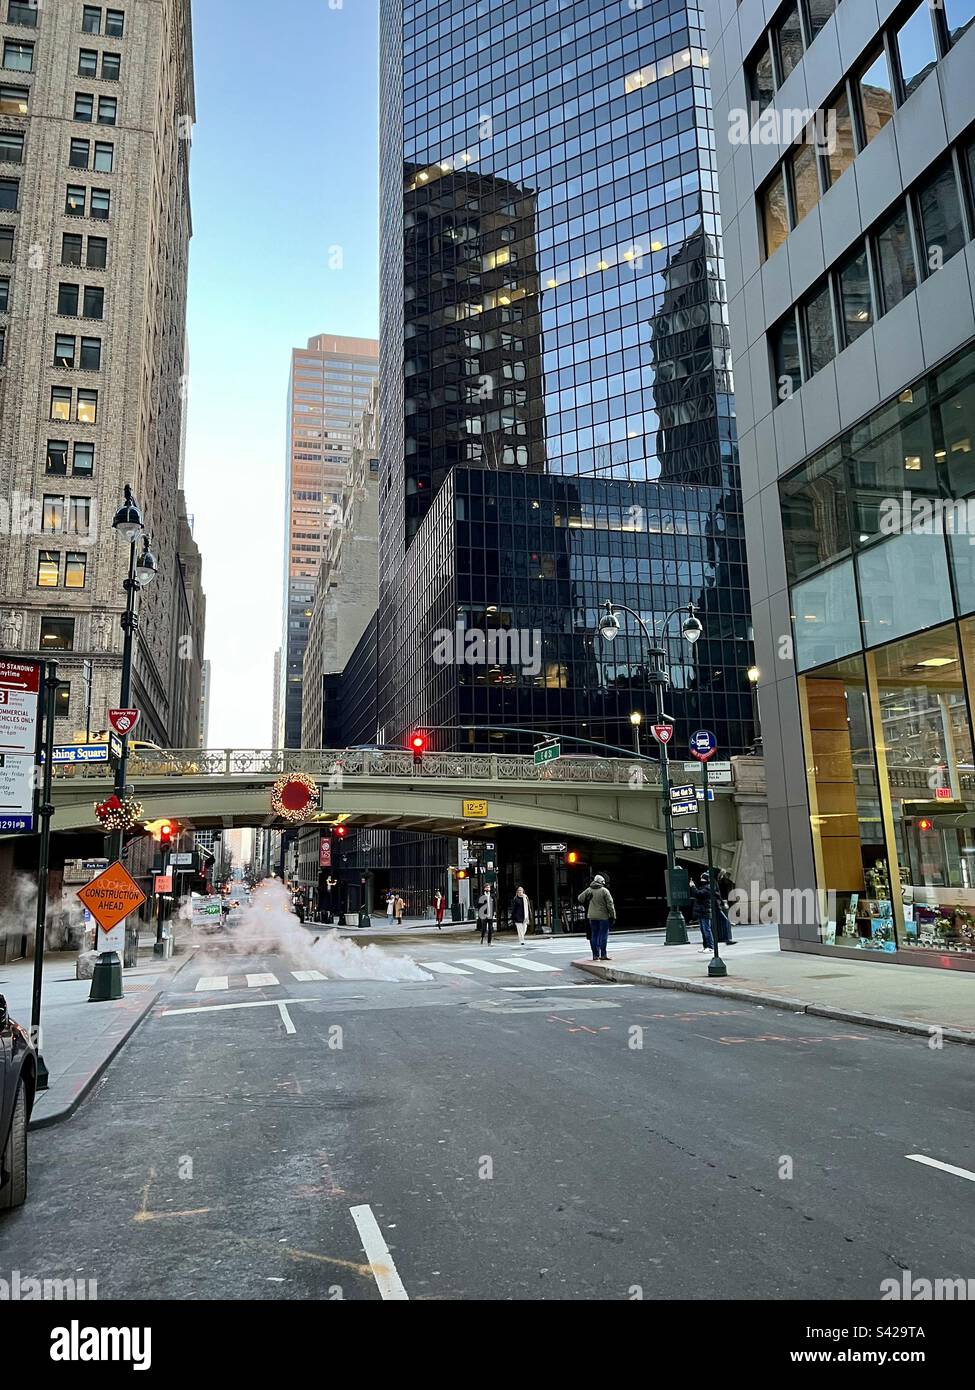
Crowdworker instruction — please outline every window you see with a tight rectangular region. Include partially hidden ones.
[90,187,109,218]
[804,281,836,374]
[50,386,71,420]
[82,6,102,34]
[0,83,28,115]
[944,0,975,43]
[70,138,90,168]
[805,0,836,39]
[790,142,820,225]
[895,2,937,100]
[55,684,70,718]
[0,177,17,210]
[780,448,852,582]
[775,4,804,81]
[106,10,124,37]
[41,494,64,532]
[39,615,74,650]
[0,227,12,261]
[0,132,22,163]
[838,244,873,346]
[8,1,38,26]
[78,49,98,77]
[64,552,87,588]
[761,168,789,257]
[93,140,113,172]
[772,313,802,400]
[96,95,116,124]
[79,335,100,369]
[101,53,120,80]
[37,551,59,587]
[825,91,856,186]
[46,440,68,475]
[86,235,106,268]
[916,161,966,272]
[748,44,775,113]
[74,93,93,122]
[875,203,918,311]
[67,497,91,532]
[82,285,103,317]
[66,184,85,215]
[62,232,83,264]
[72,441,94,475]
[77,388,97,422]
[0,323,5,364]
[0,275,7,311]
[858,51,894,145]
[57,283,80,315]
[54,333,76,367]
[3,40,33,72]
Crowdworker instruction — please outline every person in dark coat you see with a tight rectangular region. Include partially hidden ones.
[577,875,616,961]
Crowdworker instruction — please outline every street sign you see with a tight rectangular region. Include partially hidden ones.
[154,874,173,894]
[51,743,109,764]
[108,731,123,766]
[688,729,717,762]
[695,787,716,802]
[76,859,147,935]
[168,852,193,867]
[669,784,695,801]
[534,741,560,766]
[0,753,36,834]
[463,799,488,818]
[541,841,567,854]
[682,760,731,775]
[651,723,674,744]
[670,799,699,817]
[0,658,41,753]
[62,857,108,885]
[108,707,140,737]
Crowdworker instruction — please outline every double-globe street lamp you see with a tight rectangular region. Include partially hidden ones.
[598,599,702,945]
[89,484,158,1003]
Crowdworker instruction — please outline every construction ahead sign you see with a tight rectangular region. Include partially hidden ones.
[77,859,146,937]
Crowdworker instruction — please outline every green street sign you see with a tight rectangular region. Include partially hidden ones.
[534,741,560,766]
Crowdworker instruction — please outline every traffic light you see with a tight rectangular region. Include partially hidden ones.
[410,731,427,767]
[917,818,933,832]
[454,868,468,880]
[333,824,347,839]
[680,829,706,850]
[565,849,580,865]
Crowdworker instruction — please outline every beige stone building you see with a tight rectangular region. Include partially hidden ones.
[0,0,203,749]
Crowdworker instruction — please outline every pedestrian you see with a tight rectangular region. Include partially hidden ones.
[385,891,395,922]
[577,874,616,961]
[717,869,738,945]
[293,889,306,924]
[393,893,406,926]
[690,875,712,951]
[433,889,446,928]
[508,885,532,944]
[477,887,495,944]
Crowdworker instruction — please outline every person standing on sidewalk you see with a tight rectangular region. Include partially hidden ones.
[478,887,496,944]
[509,886,532,945]
[578,875,615,961]
[433,890,447,928]
[393,893,406,926]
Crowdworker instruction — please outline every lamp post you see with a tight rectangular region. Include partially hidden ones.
[629,710,642,755]
[89,485,158,1003]
[747,665,762,754]
[598,599,702,944]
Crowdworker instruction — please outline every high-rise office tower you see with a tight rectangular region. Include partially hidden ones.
[377,0,755,903]
[279,333,378,748]
[0,0,202,747]
[706,0,975,969]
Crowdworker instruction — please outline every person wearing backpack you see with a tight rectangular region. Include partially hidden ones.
[578,874,616,961]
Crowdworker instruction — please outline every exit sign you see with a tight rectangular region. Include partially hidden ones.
[934,787,953,800]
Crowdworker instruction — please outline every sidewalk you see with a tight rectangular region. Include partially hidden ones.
[0,936,196,1129]
[573,927,975,1044]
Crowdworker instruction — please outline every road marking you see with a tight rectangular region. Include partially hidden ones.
[500,983,634,991]
[292,970,327,981]
[350,1204,409,1301]
[497,956,561,972]
[278,1002,297,1035]
[421,961,474,975]
[454,957,516,974]
[195,976,229,992]
[906,1154,975,1183]
[246,972,279,988]
[160,997,321,1017]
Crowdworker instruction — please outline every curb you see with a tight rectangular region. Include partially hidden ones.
[29,946,199,1131]
[571,961,975,1046]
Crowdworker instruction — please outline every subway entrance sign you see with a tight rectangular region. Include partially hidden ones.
[76,859,146,933]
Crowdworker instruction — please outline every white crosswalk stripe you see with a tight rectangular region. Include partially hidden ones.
[195,976,229,992]
[291,970,327,982]
[497,956,561,972]
[422,961,473,976]
[245,973,279,988]
[453,957,517,974]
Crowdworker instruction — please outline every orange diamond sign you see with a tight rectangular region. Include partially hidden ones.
[77,859,146,932]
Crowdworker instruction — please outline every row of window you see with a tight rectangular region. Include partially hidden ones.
[45,440,95,476]
[759,0,975,260]
[54,333,102,370]
[65,182,110,217]
[37,549,88,588]
[771,141,975,399]
[73,91,117,124]
[69,137,114,172]
[6,4,127,36]
[38,494,91,533]
[56,282,103,318]
[50,385,98,423]
[0,40,119,80]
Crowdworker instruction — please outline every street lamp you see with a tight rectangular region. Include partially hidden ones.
[629,709,642,755]
[89,485,158,1002]
[747,665,762,755]
[598,599,703,945]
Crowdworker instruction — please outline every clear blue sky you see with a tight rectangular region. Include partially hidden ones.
[182,0,379,747]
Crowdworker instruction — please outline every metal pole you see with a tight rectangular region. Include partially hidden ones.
[653,672,687,944]
[701,759,726,978]
[29,660,58,1090]
[552,856,561,935]
[632,721,641,756]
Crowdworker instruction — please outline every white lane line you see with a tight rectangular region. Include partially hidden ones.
[906,1154,975,1183]
[454,957,516,974]
[246,972,279,988]
[421,961,473,975]
[160,997,322,1017]
[292,969,327,981]
[195,976,228,992]
[500,983,634,991]
[277,1002,297,1035]
[349,1204,409,1301]
[497,956,561,972]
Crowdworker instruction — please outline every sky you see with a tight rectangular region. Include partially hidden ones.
[182,0,379,748]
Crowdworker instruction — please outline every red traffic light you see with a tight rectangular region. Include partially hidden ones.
[333,825,347,839]
[410,732,427,754]
[917,818,933,832]
[158,819,174,845]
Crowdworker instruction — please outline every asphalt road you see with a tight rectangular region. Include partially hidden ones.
[3,927,973,1301]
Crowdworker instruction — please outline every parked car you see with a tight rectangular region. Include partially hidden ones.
[0,994,36,1211]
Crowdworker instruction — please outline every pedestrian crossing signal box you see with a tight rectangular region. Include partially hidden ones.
[679,830,705,850]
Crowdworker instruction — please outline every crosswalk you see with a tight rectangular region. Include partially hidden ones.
[194,970,326,992]
[419,954,564,977]
[190,951,580,993]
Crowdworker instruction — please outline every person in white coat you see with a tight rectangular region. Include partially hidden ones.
[509,886,532,944]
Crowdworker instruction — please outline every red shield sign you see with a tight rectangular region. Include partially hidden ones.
[108,708,140,737]
[651,723,674,744]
